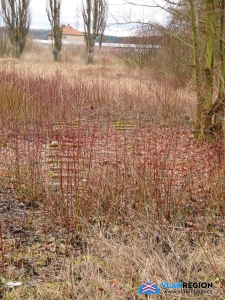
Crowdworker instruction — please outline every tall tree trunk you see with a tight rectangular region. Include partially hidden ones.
[190,0,216,139]
[219,0,225,100]
[15,39,20,58]
[205,0,215,102]
[202,0,216,138]
[53,47,59,62]
[218,0,225,164]
[53,0,58,62]
[85,0,92,64]
[189,0,204,138]
[87,43,95,64]
[11,0,20,58]
[47,0,62,62]
[208,0,225,136]
[82,0,107,64]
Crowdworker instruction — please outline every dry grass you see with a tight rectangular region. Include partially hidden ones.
[1,220,225,299]
[0,46,224,299]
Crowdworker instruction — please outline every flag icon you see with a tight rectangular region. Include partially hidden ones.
[138,282,161,295]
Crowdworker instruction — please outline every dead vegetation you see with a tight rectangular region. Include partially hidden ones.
[0,47,224,299]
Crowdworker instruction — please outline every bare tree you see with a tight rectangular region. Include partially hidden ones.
[46,0,62,62]
[82,0,107,64]
[121,0,225,141]
[0,0,31,58]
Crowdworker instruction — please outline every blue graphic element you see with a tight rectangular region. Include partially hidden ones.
[161,282,183,289]
[138,282,161,295]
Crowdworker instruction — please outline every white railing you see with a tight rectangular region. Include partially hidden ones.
[33,39,158,49]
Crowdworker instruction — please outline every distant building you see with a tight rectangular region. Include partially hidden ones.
[48,24,85,42]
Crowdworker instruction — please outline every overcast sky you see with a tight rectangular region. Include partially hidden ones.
[30,0,167,36]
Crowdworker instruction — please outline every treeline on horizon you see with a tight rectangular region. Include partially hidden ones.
[1,26,161,44]
[28,28,128,43]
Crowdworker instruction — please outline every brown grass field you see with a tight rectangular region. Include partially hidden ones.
[0,41,224,299]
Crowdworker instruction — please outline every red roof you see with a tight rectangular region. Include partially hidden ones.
[62,24,84,36]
